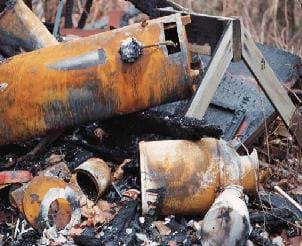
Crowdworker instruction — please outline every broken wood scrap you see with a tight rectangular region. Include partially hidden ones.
[0,131,63,170]
[259,191,302,219]
[0,0,57,56]
[274,186,302,213]
[73,235,102,246]
[101,200,138,244]
[77,0,93,28]
[63,139,129,165]
[101,110,222,141]
[249,228,276,246]
[249,208,299,225]
[64,0,74,28]
[150,44,302,148]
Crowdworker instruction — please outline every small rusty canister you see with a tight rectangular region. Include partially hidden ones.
[140,138,258,215]
[74,158,111,200]
[22,176,80,233]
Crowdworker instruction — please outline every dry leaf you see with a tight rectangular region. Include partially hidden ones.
[68,227,84,237]
[46,154,65,165]
[80,197,114,226]
[122,189,140,200]
[153,221,171,236]
[97,200,114,211]
[168,241,177,246]
[94,128,107,140]
[113,159,131,181]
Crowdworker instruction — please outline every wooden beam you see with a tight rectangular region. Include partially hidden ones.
[232,18,242,62]
[242,27,296,126]
[185,22,233,120]
[159,8,228,54]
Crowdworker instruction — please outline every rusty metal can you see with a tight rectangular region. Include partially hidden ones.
[74,158,111,200]
[140,138,258,215]
[22,176,80,233]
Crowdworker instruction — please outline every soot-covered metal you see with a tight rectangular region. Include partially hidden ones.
[0,14,198,146]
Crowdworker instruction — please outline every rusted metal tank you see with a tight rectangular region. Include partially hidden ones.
[139,138,258,215]
[0,14,197,145]
[0,0,57,55]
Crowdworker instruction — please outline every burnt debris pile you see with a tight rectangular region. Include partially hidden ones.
[0,0,301,245]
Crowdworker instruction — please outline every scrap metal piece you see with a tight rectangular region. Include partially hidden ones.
[200,185,251,246]
[119,37,143,63]
[0,14,197,146]
[9,184,27,213]
[0,171,32,185]
[74,158,111,200]
[140,138,258,215]
[22,176,79,233]
[39,162,71,181]
[0,0,57,55]
[53,0,65,39]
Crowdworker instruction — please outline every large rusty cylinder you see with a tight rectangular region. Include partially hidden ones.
[139,138,259,215]
[0,14,197,146]
[0,0,57,55]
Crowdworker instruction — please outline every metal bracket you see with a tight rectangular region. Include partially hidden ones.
[53,0,65,39]
[186,17,302,147]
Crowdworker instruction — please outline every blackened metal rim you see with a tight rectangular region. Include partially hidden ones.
[37,186,81,233]
[74,169,100,199]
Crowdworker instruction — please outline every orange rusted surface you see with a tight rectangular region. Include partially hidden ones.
[139,138,258,215]
[22,176,71,231]
[0,14,196,146]
[0,0,57,52]
[60,28,106,37]
[75,158,111,200]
